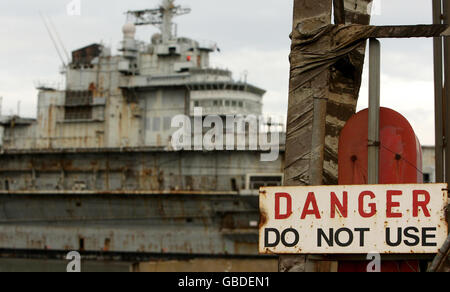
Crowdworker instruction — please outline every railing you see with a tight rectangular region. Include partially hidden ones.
[34,80,65,91]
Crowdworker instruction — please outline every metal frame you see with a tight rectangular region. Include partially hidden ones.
[430,0,450,272]
[444,1,450,187]
[368,39,381,184]
[433,0,445,183]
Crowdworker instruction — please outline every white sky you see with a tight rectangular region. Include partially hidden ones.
[0,0,438,145]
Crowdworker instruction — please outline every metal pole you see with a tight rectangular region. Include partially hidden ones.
[368,39,381,185]
[444,0,450,187]
[434,0,445,183]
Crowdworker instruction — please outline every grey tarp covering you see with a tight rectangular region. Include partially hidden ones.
[290,24,377,93]
[285,24,376,186]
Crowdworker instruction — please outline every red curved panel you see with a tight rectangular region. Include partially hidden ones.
[338,107,423,185]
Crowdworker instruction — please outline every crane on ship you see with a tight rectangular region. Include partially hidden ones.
[126,0,191,43]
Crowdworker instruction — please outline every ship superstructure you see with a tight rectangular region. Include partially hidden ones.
[0,0,285,193]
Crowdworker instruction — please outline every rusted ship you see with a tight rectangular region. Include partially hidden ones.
[0,0,284,271]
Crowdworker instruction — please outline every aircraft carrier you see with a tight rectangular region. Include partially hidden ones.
[0,0,285,271]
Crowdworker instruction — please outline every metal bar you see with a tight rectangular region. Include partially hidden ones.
[368,39,381,184]
[333,0,345,24]
[433,0,444,183]
[371,24,449,38]
[350,24,449,38]
[444,0,450,192]
[428,234,450,272]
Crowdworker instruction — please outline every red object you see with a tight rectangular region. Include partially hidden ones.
[187,55,192,61]
[275,193,292,220]
[337,107,423,272]
[339,107,422,185]
[300,193,321,219]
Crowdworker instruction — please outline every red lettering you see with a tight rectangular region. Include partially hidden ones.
[330,192,348,218]
[301,192,321,219]
[358,191,376,218]
[387,190,402,218]
[413,190,431,217]
[275,193,292,220]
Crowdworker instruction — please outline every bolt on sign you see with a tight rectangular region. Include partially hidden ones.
[259,184,448,254]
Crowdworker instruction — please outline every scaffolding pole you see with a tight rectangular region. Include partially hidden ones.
[433,0,444,183]
[444,1,450,187]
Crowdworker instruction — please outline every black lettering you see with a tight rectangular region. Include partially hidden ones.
[403,227,420,247]
[422,227,437,247]
[281,228,300,247]
[335,228,353,247]
[355,228,370,247]
[386,228,402,247]
[264,228,280,248]
[318,228,334,247]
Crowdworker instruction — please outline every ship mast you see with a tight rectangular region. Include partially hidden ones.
[126,0,191,44]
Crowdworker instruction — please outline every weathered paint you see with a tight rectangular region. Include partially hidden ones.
[0,193,260,256]
[339,108,423,185]
[0,150,283,192]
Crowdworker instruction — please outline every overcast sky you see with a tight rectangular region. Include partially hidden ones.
[0,0,439,145]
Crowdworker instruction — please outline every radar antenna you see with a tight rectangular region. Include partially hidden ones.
[126,0,191,43]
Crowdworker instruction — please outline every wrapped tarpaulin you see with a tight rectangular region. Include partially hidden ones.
[289,25,379,89]
[286,24,376,186]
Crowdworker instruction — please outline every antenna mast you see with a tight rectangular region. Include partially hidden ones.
[126,0,191,43]
[39,12,67,67]
[47,15,70,62]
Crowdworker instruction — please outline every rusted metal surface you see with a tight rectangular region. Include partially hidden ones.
[444,0,450,208]
[0,1,286,268]
[433,0,445,184]
[0,150,283,192]
[71,44,103,67]
[0,193,260,256]
[367,24,449,38]
[0,258,132,272]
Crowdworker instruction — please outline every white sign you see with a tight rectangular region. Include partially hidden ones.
[259,184,448,254]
